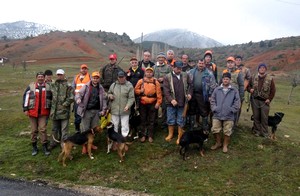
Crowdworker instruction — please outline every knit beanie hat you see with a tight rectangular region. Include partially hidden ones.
[258,63,267,70]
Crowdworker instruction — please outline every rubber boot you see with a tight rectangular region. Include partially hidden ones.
[165,125,174,142]
[32,142,38,156]
[82,144,87,154]
[176,127,184,145]
[223,135,230,153]
[75,123,81,133]
[43,143,51,156]
[211,133,222,150]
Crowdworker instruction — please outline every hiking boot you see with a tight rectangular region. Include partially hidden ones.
[32,142,38,156]
[43,143,51,156]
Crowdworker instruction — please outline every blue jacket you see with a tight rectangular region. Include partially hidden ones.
[210,85,240,121]
[189,67,217,102]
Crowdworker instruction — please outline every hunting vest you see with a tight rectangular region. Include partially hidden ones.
[74,73,91,93]
[25,82,51,117]
[252,74,272,99]
[223,69,241,89]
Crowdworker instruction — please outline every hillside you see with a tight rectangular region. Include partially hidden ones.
[0,30,300,73]
[179,36,300,73]
[0,30,136,66]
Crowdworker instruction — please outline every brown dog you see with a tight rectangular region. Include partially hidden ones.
[106,123,131,162]
[58,126,103,167]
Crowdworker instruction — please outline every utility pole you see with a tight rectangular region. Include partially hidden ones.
[139,32,143,61]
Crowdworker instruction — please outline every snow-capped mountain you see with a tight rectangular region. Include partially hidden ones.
[134,29,223,48]
[0,21,57,39]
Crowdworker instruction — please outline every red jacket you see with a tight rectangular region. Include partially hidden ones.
[23,82,51,117]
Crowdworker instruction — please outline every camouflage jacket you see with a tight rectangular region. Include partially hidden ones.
[49,79,74,120]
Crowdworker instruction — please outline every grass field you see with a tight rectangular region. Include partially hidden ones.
[0,64,299,195]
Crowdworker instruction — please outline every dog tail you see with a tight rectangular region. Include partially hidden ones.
[52,134,61,143]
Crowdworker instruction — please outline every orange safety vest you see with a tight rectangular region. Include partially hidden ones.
[74,73,91,93]
[24,82,51,117]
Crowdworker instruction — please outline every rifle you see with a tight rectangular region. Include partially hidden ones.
[182,96,189,118]
[116,56,124,66]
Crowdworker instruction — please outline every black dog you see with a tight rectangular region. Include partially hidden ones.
[251,112,284,140]
[128,109,141,140]
[268,112,284,140]
[179,130,209,160]
[106,123,132,162]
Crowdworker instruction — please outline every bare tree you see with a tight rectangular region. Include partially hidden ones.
[288,74,300,105]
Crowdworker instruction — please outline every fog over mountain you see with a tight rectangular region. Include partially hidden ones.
[133,29,223,48]
[0,21,57,39]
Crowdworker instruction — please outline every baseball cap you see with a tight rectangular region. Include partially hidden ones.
[92,71,100,78]
[174,61,183,68]
[56,69,65,75]
[145,67,154,72]
[81,64,88,69]
[226,56,235,62]
[109,54,117,60]
[117,71,125,77]
[36,72,45,78]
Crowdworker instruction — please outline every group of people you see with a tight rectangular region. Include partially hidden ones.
[22,49,276,156]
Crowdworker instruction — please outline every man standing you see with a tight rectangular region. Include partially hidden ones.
[127,57,144,88]
[23,72,52,156]
[248,63,276,138]
[44,70,53,83]
[164,61,192,145]
[153,52,171,129]
[107,71,135,137]
[188,59,217,132]
[75,71,107,153]
[166,50,176,67]
[222,57,244,125]
[210,72,240,153]
[204,50,218,82]
[138,50,155,69]
[100,54,124,91]
[50,69,74,147]
[181,54,193,72]
[72,64,91,132]
[135,67,162,143]
[235,55,251,90]
[127,56,144,136]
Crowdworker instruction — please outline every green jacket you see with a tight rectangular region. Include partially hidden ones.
[50,79,74,120]
[107,80,135,116]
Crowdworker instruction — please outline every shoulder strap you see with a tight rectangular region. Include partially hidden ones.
[29,82,36,91]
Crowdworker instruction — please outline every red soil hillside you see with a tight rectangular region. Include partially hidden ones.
[1,31,299,74]
[245,49,300,73]
[0,31,136,66]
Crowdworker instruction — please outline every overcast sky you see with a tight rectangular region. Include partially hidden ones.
[1,0,300,45]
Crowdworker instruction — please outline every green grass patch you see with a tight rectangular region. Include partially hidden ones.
[0,65,299,195]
